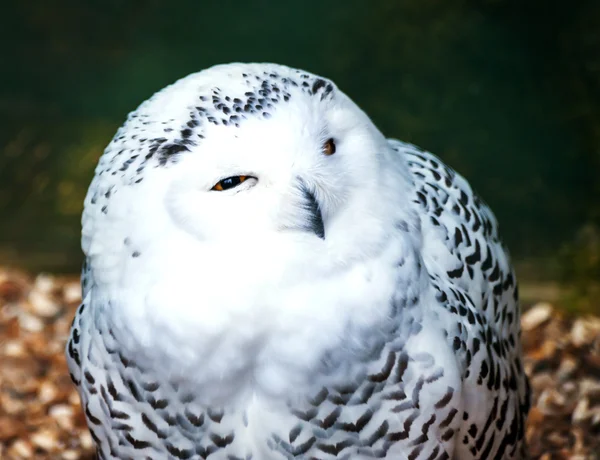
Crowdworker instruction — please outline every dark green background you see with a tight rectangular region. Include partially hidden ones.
[1,0,598,290]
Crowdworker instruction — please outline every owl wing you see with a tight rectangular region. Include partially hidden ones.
[389,139,531,459]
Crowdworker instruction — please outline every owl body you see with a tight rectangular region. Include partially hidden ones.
[67,63,529,459]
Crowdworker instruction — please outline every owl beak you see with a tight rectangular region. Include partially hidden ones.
[296,178,325,239]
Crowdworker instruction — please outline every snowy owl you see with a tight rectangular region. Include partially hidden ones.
[67,63,530,459]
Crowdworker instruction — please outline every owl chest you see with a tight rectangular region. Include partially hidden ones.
[90,368,435,460]
[83,315,463,460]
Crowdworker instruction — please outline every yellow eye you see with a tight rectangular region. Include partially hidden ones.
[322,138,336,155]
[211,175,249,191]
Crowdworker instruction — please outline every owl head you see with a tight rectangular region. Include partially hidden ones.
[81,64,416,399]
[83,63,413,286]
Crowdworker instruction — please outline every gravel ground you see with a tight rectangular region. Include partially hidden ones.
[0,269,599,459]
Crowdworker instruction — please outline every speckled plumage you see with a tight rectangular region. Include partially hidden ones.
[67,63,530,459]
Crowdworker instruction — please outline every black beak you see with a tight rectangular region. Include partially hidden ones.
[297,178,325,239]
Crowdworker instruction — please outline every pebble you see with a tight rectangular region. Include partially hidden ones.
[33,273,55,293]
[572,397,590,423]
[62,450,82,460]
[38,381,58,404]
[79,430,94,449]
[9,439,33,458]
[3,340,25,357]
[63,281,82,304]
[30,428,58,451]
[521,302,553,331]
[28,289,60,317]
[18,311,44,332]
[571,317,600,348]
[49,404,75,430]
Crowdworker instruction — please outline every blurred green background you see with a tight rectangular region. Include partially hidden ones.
[1,0,598,311]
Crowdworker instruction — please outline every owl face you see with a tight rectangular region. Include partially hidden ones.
[83,64,408,282]
[160,73,389,253]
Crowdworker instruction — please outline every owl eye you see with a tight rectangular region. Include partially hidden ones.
[322,138,336,156]
[211,175,250,191]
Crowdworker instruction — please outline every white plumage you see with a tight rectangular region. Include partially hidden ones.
[67,63,530,459]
